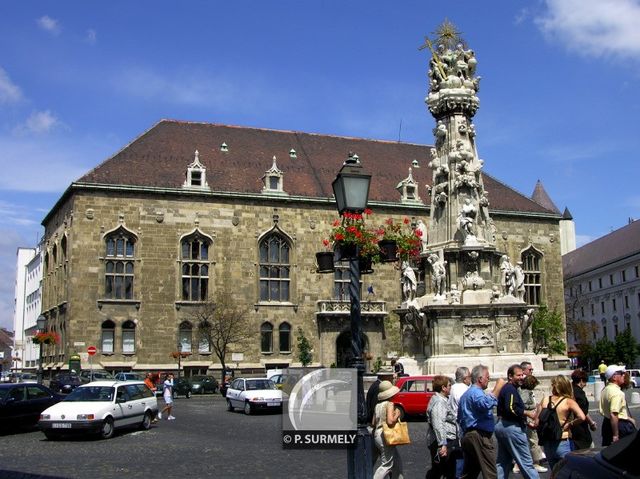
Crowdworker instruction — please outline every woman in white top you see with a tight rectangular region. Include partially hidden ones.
[371,380,404,479]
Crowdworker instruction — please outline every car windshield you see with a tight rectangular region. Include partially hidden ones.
[0,389,9,400]
[64,386,115,402]
[246,380,276,390]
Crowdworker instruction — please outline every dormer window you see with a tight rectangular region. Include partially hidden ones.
[261,156,287,196]
[396,168,422,204]
[289,149,297,159]
[220,142,228,152]
[183,150,209,189]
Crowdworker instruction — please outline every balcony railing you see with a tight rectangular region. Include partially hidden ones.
[315,299,387,316]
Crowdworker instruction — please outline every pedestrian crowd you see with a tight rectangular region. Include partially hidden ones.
[366,360,637,479]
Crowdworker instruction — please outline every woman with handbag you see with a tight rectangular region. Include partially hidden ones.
[372,380,405,479]
[425,375,457,479]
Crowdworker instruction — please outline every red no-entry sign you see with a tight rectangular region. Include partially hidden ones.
[87,346,97,356]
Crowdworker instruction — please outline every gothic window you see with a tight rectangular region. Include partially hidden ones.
[261,322,273,353]
[101,320,115,354]
[259,233,290,302]
[179,321,192,353]
[183,150,209,189]
[122,320,136,354]
[279,323,291,353]
[521,247,542,306]
[181,233,211,301]
[198,321,211,353]
[334,261,350,301]
[104,229,136,299]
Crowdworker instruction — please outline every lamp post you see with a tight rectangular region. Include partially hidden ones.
[36,315,46,385]
[176,341,182,379]
[332,152,372,479]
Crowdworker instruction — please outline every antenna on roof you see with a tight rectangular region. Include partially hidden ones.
[398,119,403,142]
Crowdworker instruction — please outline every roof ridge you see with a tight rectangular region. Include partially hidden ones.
[564,219,640,259]
[157,119,430,148]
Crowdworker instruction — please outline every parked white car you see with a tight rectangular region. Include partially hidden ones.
[38,380,158,440]
[225,378,282,415]
[628,369,640,388]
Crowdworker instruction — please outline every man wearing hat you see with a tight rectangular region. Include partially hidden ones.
[599,365,636,446]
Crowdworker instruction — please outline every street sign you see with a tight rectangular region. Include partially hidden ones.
[87,346,97,356]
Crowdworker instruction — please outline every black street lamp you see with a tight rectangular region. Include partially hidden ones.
[36,315,46,385]
[176,341,183,379]
[332,153,372,479]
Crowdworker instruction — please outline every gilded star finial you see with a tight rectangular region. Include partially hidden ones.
[433,19,464,50]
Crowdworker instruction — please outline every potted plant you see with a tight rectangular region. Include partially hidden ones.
[378,217,422,262]
[316,239,335,273]
[32,331,60,345]
[325,209,379,262]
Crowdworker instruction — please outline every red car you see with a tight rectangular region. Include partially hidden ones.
[392,375,436,417]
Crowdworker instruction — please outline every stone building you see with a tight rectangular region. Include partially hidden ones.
[563,219,640,365]
[37,118,567,375]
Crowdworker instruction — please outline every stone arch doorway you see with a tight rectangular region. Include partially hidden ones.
[336,331,369,368]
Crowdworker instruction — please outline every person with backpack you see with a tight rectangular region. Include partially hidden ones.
[535,375,585,470]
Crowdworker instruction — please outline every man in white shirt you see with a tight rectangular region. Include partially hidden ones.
[448,366,470,479]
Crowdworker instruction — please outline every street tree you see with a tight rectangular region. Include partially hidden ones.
[296,327,313,367]
[192,290,253,384]
[531,304,566,355]
[614,328,640,366]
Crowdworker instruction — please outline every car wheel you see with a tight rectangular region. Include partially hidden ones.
[186,390,191,399]
[44,431,60,441]
[227,399,234,411]
[100,417,115,439]
[140,411,152,430]
[244,401,252,415]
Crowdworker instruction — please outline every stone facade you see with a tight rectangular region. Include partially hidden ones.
[39,185,564,375]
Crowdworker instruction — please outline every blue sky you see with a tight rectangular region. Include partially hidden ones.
[1,0,640,330]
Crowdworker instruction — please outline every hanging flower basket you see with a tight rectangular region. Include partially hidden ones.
[359,255,374,274]
[170,351,192,359]
[32,332,60,345]
[378,239,398,263]
[316,251,335,273]
[337,242,358,261]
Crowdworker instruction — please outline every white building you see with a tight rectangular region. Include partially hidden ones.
[563,220,640,364]
[12,244,43,372]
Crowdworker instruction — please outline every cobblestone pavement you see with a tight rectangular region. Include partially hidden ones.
[0,391,637,478]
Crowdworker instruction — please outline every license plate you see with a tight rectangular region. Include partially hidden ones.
[52,422,72,429]
[267,402,280,407]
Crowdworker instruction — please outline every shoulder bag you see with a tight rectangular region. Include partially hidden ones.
[383,418,411,446]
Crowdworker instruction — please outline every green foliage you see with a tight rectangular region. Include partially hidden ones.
[372,357,383,373]
[531,304,566,355]
[615,328,640,366]
[296,327,313,367]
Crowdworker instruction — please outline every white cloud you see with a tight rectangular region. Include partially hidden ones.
[536,0,640,59]
[13,110,61,135]
[86,29,97,45]
[0,67,23,104]
[36,15,61,36]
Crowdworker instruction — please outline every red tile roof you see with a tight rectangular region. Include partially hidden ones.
[563,220,640,279]
[77,120,555,215]
[531,180,560,214]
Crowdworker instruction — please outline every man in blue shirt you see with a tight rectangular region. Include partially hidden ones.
[495,364,539,479]
[458,365,505,479]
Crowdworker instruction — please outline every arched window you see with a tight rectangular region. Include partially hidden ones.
[101,320,115,354]
[279,323,291,353]
[122,320,136,354]
[104,229,136,299]
[181,233,211,301]
[259,233,290,302]
[179,321,192,353]
[198,321,211,353]
[261,322,273,353]
[521,247,543,306]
